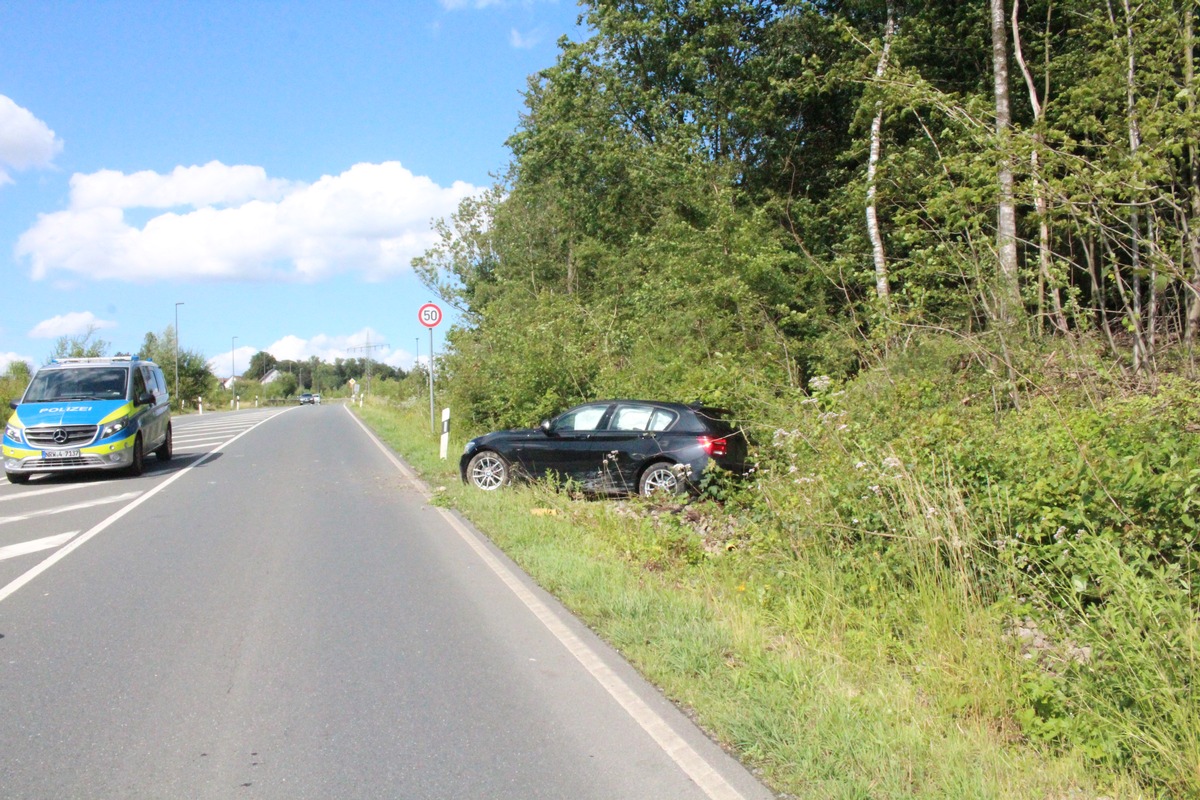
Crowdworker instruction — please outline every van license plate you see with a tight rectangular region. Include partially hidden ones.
[47,450,80,459]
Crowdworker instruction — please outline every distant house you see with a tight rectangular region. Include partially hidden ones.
[222,375,241,390]
[261,368,282,384]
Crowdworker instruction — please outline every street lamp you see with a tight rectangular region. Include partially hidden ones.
[174,302,184,405]
[231,336,238,396]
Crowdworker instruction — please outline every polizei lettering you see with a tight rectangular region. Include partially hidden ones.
[38,406,93,413]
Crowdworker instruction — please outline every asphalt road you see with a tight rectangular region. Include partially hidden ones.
[0,404,776,799]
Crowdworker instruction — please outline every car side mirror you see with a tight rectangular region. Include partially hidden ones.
[9,400,18,410]
[136,391,154,406]
[539,420,552,435]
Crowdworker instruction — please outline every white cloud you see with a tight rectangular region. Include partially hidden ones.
[68,162,295,210]
[0,95,63,185]
[0,352,35,373]
[206,345,259,380]
[440,0,505,9]
[510,28,541,49]
[205,328,419,378]
[266,328,411,365]
[28,311,117,339]
[17,161,481,284]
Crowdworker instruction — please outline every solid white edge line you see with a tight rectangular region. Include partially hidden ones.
[0,407,294,606]
[343,405,748,800]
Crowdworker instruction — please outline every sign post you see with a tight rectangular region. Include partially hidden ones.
[418,302,443,433]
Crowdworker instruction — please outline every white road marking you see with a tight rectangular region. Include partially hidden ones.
[0,491,142,525]
[0,407,294,606]
[0,483,102,502]
[345,406,750,800]
[0,532,78,561]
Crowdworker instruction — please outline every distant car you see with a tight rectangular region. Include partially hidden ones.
[313,394,321,405]
[298,393,314,405]
[460,400,747,496]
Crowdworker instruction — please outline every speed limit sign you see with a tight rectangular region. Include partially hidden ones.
[418,302,443,328]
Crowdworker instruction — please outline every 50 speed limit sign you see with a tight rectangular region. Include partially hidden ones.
[418,302,443,328]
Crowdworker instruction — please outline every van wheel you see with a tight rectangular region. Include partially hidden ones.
[128,434,145,476]
[6,471,30,484]
[155,423,173,461]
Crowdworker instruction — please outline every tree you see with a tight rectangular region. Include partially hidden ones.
[245,351,278,381]
[137,325,216,407]
[49,326,109,362]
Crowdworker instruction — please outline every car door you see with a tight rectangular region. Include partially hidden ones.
[138,366,168,448]
[593,403,679,492]
[515,403,612,486]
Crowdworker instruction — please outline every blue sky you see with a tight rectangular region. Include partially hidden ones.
[0,1,584,378]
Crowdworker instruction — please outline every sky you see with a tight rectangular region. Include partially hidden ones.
[0,0,585,380]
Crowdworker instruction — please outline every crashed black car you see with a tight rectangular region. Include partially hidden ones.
[460,400,747,496]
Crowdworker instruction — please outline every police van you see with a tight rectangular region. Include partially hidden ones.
[3,356,173,484]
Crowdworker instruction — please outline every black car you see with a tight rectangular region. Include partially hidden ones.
[460,400,747,496]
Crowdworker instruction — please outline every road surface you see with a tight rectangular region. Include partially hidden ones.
[0,404,775,799]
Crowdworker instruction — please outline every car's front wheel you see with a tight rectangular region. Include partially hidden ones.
[155,423,173,461]
[467,451,510,491]
[639,462,683,496]
[128,433,145,476]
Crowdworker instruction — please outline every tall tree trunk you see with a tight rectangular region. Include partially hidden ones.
[1121,0,1149,371]
[1012,0,1067,334]
[866,3,896,305]
[991,0,1021,326]
[1184,3,1200,357]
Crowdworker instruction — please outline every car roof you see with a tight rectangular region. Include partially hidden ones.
[572,399,730,415]
[42,356,156,369]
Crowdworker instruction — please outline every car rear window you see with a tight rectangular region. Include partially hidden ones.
[693,407,737,435]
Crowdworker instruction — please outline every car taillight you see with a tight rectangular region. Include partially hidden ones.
[699,435,727,457]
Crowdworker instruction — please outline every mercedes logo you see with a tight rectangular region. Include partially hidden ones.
[53,429,69,445]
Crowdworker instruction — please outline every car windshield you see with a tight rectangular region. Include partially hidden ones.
[23,367,129,402]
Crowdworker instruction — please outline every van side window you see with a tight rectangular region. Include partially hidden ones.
[132,368,148,401]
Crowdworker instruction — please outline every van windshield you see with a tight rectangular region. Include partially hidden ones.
[23,368,129,403]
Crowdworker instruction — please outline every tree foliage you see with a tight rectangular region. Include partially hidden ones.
[417,0,1200,432]
[137,326,217,406]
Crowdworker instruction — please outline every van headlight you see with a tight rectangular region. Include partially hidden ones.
[102,418,129,438]
[4,424,20,442]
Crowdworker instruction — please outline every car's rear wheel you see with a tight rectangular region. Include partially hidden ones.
[155,423,173,461]
[6,471,30,484]
[467,451,509,491]
[639,462,682,496]
[128,433,145,476]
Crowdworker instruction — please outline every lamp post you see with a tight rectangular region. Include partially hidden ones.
[231,336,238,397]
[174,302,184,405]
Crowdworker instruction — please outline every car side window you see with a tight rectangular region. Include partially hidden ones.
[150,367,167,397]
[610,405,650,431]
[648,408,677,431]
[554,404,608,432]
[132,368,148,400]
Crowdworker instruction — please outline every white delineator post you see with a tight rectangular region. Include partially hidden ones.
[439,408,450,460]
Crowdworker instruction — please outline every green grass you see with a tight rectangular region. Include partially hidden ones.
[353,396,1149,800]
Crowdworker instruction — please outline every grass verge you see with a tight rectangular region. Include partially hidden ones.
[355,398,1147,799]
